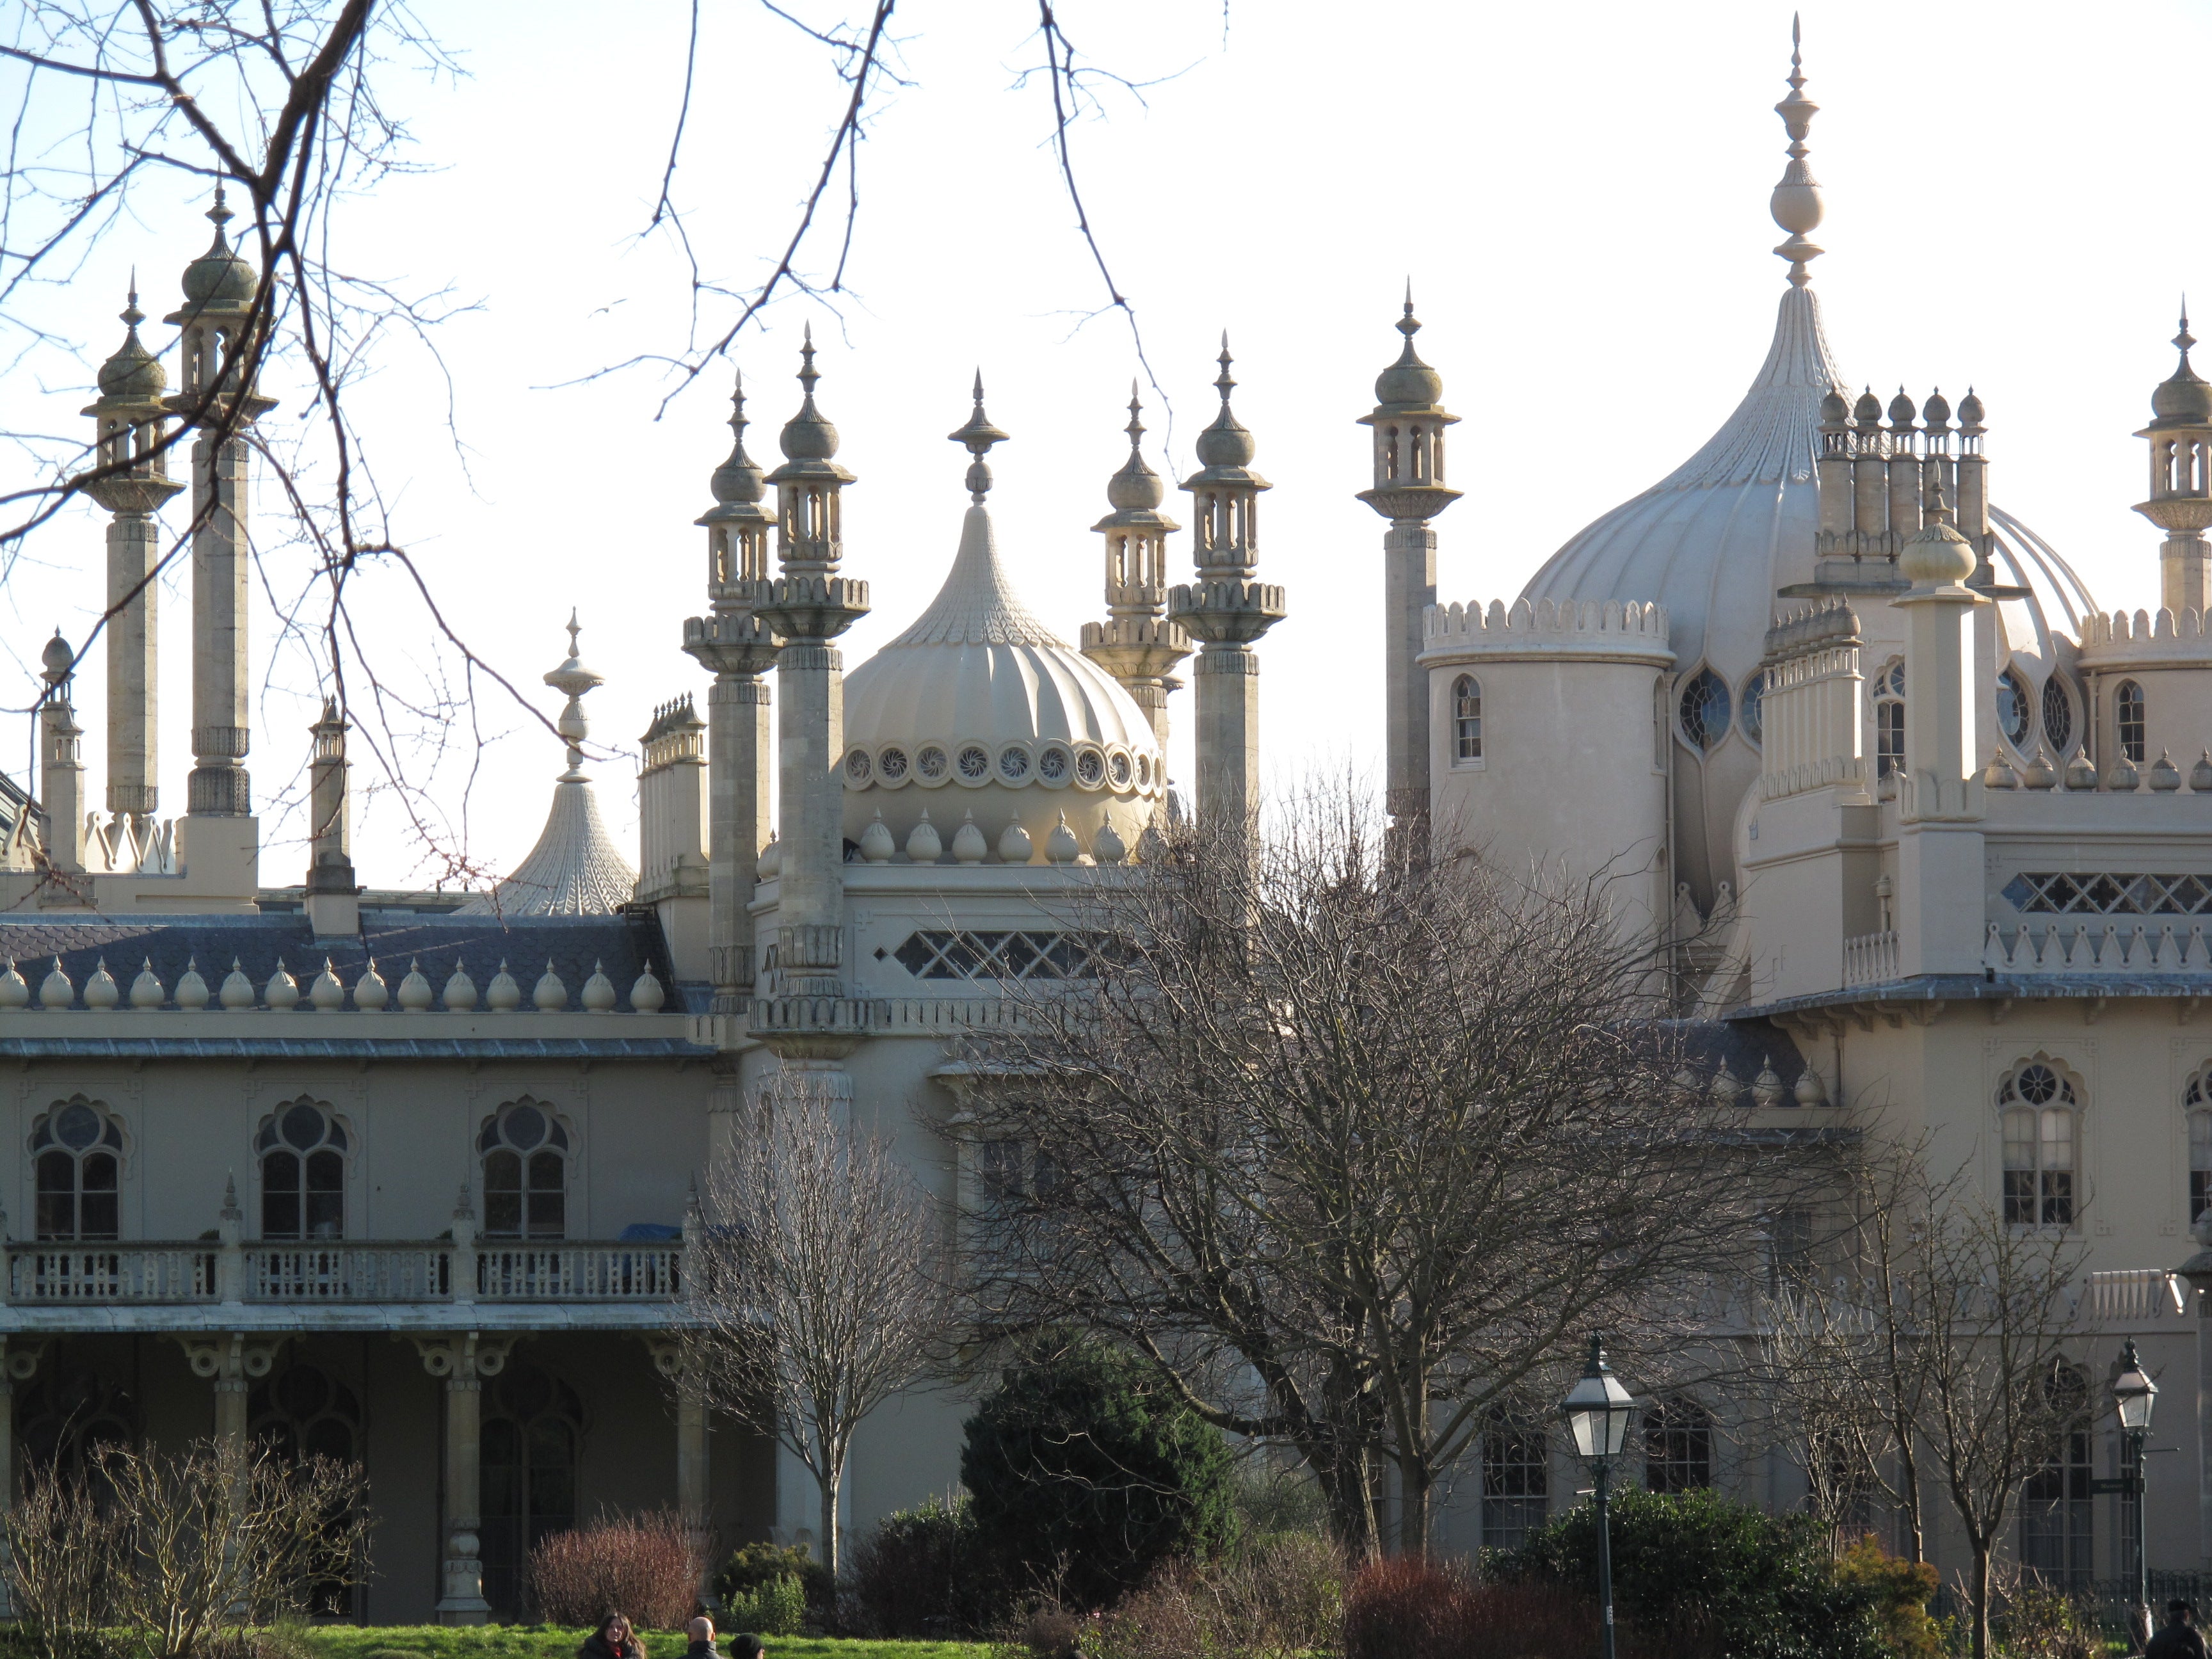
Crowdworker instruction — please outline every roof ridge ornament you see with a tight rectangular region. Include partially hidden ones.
[1770,13,1825,288]
[947,371,1009,504]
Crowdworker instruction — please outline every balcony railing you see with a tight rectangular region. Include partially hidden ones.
[4,1236,684,1308]
[1843,929,1900,986]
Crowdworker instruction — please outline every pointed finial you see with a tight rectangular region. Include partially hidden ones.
[948,372,1010,503]
[798,321,819,401]
[122,270,142,332]
[1215,333,1236,406]
[566,607,581,656]
[1770,17,1823,286]
[1125,380,1146,455]
[2179,300,2197,363]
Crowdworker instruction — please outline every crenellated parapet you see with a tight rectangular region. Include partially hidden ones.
[2075,606,2212,665]
[1420,597,1671,662]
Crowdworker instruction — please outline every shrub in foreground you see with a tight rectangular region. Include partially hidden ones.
[1341,1555,1608,1659]
[962,1334,1238,1610]
[720,1573,808,1637]
[1094,1532,1347,1659]
[526,1510,702,1630]
[1505,1487,1889,1659]
[845,1496,1006,1637]
[712,1541,835,1626]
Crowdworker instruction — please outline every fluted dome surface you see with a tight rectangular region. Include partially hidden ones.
[842,504,1161,861]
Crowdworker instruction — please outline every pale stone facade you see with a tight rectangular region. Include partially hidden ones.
[11,20,2210,1625]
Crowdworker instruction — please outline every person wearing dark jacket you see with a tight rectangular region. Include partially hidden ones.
[685,1616,726,1659]
[579,1615,644,1659]
[2149,1601,2210,1659]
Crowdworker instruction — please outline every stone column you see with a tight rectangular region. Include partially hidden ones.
[186,426,252,816]
[414,1332,513,1626]
[104,508,164,824]
[1191,643,1262,833]
[1381,520,1438,831]
[0,1338,50,1618]
[36,645,84,874]
[648,1338,714,1605]
[177,1333,284,1445]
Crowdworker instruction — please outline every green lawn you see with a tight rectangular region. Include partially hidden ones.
[298,1630,988,1659]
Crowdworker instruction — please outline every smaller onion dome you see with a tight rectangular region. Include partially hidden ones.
[1852,385,1883,426]
[1818,388,1848,425]
[40,632,72,687]
[177,186,256,312]
[1373,287,1445,410]
[1194,337,1258,471]
[2151,312,2212,428]
[97,285,166,403]
[707,371,767,506]
[1105,385,1167,514]
[1886,385,1917,429]
[775,324,845,465]
[1958,387,1986,429]
[1922,387,1952,429]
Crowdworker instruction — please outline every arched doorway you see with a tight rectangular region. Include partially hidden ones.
[480,1361,584,1619]
[250,1360,366,1615]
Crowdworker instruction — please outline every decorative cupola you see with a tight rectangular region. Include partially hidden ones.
[757,328,870,1000]
[164,186,271,829]
[1770,16,1823,286]
[458,615,637,917]
[682,372,783,1007]
[1357,288,1463,849]
[303,698,360,938]
[80,281,182,829]
[1080,385,1190,748]
[2134,309,2212,615]
[1169,338,1288,836]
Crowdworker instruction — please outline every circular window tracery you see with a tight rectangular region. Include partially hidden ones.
[1678,668,1731,751]
[2042,675,2074,754]
[956,744,991,783]
[1107,749,1132,789]
[845,749,872,783]
[997,746,1032,782]
[917,745,949,783]
[1997,669,2033,749]
[1038,744,1071,784]
[879,747,909,782]
[1075,748,1106,788]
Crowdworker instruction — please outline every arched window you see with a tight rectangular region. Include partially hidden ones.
[2117,679,2147,764]
[1996,668,2033,750]
[250,1361,365,1615]
[257,1099,347,1240]
[1678,669,1731,752]
[1480,1409,1548,1552]
[481,1361,584,1620]
[2187,1071,2212,1224]
[1452,675,1482,763]
[478,1099,570,1240]
[1872,661,1907,779]
[19,1371,136,1485]
[2042,674,2075,755]
[1642,1396,1712,1493]
[1740,671,1765,746]
[2000,1060,2078,1229]
[2019,1363,2092,1590]
[30,1096,122,1241]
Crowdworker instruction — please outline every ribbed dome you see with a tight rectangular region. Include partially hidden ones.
[456,778,637,917]
[97,302,165,402]
[181,209,255,310]
[842,503,1162,862]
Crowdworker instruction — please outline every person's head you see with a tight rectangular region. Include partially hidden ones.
[2170,1600,2195,1628]
[596,1615,632,1648]
[730,1637,764,1659]
[687,1617,715,1646]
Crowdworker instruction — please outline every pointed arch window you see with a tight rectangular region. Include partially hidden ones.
[257,1099,347,1240]
[2019,1363,2093,1589]
[1740,671,1765,746]
[2042,674,2075,755]
[1997,668,2033,750]
[2000,1061,2077,1229]
[2117,679,2147,764]
[30,1097,122,1241]
[250,1360,365,1615]
[1872,661,1907,779]
[481,1361,584,1619]
[479,1100,570,1240]
[1452,675,1482,763]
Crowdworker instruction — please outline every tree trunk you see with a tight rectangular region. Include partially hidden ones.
[1969,1541,1991,1659]
[818,1448,842,1583]
[1313,1444,1377,1559]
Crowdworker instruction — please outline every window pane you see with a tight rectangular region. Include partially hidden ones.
[485,1190,524,1237]
[2040,1109,2073,1171]
[2002,1109,2035,1169]
[527,1151,563,1193]
[504,1104,545,1150]
[35,1150,74,1194]
[54,1104,100,1150]
[527,1189,565,1240]
[485,1150,522,1194]
[282,1103,325,1150]
[307,1149,344,1192]
[81,1151,116,1193]
[78,1190,118,1242]
[35,1189,75,1242]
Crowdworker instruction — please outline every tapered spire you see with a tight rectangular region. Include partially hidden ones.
[1770,15,1824,287]
[947,371,1009,503]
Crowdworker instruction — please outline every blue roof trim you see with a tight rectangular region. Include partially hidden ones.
[1731,972,2212,1022]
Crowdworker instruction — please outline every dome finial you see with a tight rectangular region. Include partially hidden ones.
[1374,285,1444,409]
[1215,333,1235,406]
[2151,302,2212,428]
[707,366,766,506]
[1770,13,1824,287]
[947,370,1010,504]
[123,270,141,330]
[1103,380,1165,513]
[545,608,604,781]
[778,323,842,462]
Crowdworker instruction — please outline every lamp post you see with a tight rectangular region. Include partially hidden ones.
[2111,1339,2158,1644]
[1560,1334,1639,1659]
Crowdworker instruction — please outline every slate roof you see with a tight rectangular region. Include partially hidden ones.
[0,910,704,1015]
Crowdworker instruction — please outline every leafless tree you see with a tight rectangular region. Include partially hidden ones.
[4,1439,372,1659]
[683,1075,955,1581]
[962,785,1827,1558]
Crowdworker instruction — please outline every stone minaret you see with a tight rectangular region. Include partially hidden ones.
[37,634,84,874]
[1357,289,1461,848]
[1080,387,1189,749]
[1169,339,1285,836]
[757,328,869,999]
[81,282,182,831]
[2134,310,2212,616]
[684,373,783,1013]
[303,698,360,936]
[164,186,270,822]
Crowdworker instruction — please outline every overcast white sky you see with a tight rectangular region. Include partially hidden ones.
[3,0,2209,891]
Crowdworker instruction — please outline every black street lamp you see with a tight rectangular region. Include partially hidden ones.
[1560,1334,1639,1659]
[2111,1339,2157,1640]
